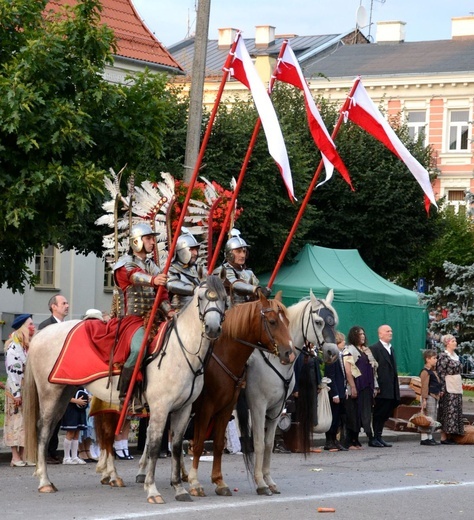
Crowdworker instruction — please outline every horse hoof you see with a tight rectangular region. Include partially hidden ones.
[135,475,145,484]
[268,485,280,494]
[39,484,57,493]
[257,487,273,496]
[147,495,165,504]
[100,477,111,485]
[175,492,193,502]
[215,486,232,496]
[189,487,206,497]
[110,478,126,488]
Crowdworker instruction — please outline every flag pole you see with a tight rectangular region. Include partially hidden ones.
[115,33,243,435]
[267,77,361,289]
[207,41,290,273]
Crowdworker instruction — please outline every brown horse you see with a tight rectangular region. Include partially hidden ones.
[186,292,295,497]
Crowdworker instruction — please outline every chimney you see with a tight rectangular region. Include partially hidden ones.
[218,28,238,49]
[255,25,275,48]
[452,16,474,40]
[376,21,406,43]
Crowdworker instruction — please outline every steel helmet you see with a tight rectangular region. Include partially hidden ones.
[129,223,156,253]
[175,229,200,264]
[225,228,250,262]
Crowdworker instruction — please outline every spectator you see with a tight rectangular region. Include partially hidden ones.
[323,331,348,452]
[61,389,89,464]
[344,326,380,449]
[436,334,464,444]
[38,294,69,464]
[419,349,442,446]
[4,314,36,467]
[370,324,400,448]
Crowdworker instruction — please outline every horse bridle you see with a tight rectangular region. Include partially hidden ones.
[235,303,285,356]
[197,281,227,341]
[299,299,336,356]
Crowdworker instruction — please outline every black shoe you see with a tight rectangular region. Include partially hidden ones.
[46,456,61,465]
[368,439,384,448]
[335,442,348,451]
[273,443,291,454]
[441,439,456,445]
[429,439,440,445]
[420,439,437,446]
[323,442,338,451]
[377,438,392,447]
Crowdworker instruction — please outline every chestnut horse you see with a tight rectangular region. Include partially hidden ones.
[181,292,295,497]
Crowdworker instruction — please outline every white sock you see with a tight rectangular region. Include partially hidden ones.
[420,433,428,441]
[114,440,123,451]
[71,439,79,459]
[63,438,72,459]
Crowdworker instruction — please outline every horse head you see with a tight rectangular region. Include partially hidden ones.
[306,289,339,364]
[257,291,295,365]
[196,266,228,341]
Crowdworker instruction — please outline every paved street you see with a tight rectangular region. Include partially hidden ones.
[1,436,474,520]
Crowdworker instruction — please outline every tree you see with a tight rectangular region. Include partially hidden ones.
[423,262,474,357]
[0,0,176,291]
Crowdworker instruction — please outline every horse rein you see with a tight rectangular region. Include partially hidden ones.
[197,282,227,341]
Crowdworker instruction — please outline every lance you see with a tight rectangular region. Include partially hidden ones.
[207,41,289,273]
[115,32,244,435]
[267,77,361,288]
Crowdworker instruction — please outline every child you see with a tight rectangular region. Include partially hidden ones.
[61,389,89,464]
[419,349,442,446]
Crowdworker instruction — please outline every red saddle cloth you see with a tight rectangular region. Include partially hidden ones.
[49,316,142,385]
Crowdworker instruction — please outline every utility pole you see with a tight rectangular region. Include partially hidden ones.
[183,0,211,182]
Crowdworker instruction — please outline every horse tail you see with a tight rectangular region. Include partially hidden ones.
[94,411,119,457]
[236,390,254,472]
[23,363,39,463]
[294,361,317,457]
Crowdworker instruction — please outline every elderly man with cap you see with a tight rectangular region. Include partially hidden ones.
[218,228,271,306]
[167,228,201,312]
[4,314,36,467]
[113,222,173,402]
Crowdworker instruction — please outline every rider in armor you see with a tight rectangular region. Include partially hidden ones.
[113,222,173,402]
[219,228,271,305]
[167,229,201,311]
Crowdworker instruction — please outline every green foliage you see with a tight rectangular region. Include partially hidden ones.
[0,0,176,291]
[423,262,474,354]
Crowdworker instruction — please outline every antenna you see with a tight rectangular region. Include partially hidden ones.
[367,0,387,42]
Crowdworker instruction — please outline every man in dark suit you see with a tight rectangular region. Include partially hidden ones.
[370,324,400,447]
[38,294,69,463]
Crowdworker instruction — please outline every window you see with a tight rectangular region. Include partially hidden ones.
[35,245,55,287]
[446,190,468,215]
[448,110,469,151]
[407,111,426,144]
[103,264,114,291]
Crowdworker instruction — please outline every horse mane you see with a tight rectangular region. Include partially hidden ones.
[178,273,227,314]
[222,298,287,340]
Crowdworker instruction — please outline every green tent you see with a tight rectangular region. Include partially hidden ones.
[259,245,427,375]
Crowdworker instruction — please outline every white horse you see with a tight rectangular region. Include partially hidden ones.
[24,272,227,504]
[240,290,339,495]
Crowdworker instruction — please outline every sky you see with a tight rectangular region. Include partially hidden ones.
[131,0,474,47]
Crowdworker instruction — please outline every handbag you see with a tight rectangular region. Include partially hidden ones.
[313,378,333,433]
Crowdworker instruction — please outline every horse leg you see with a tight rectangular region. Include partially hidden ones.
[143,412,167,504]
[36,387,74,493]
[263,418,280,494]
[211,412,233,496]
[135,443,147,484]
[187,405,211,497]
[169,408,192,502]
[251,407,273,496]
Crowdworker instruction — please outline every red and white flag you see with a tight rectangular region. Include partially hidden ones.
[344,78,437,211]
[274,42,353,190]
[230,35,295,200]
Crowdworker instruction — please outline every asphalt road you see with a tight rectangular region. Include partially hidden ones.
[1,439,474,520]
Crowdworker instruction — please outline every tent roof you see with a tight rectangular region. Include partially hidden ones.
[262,244,420,308]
